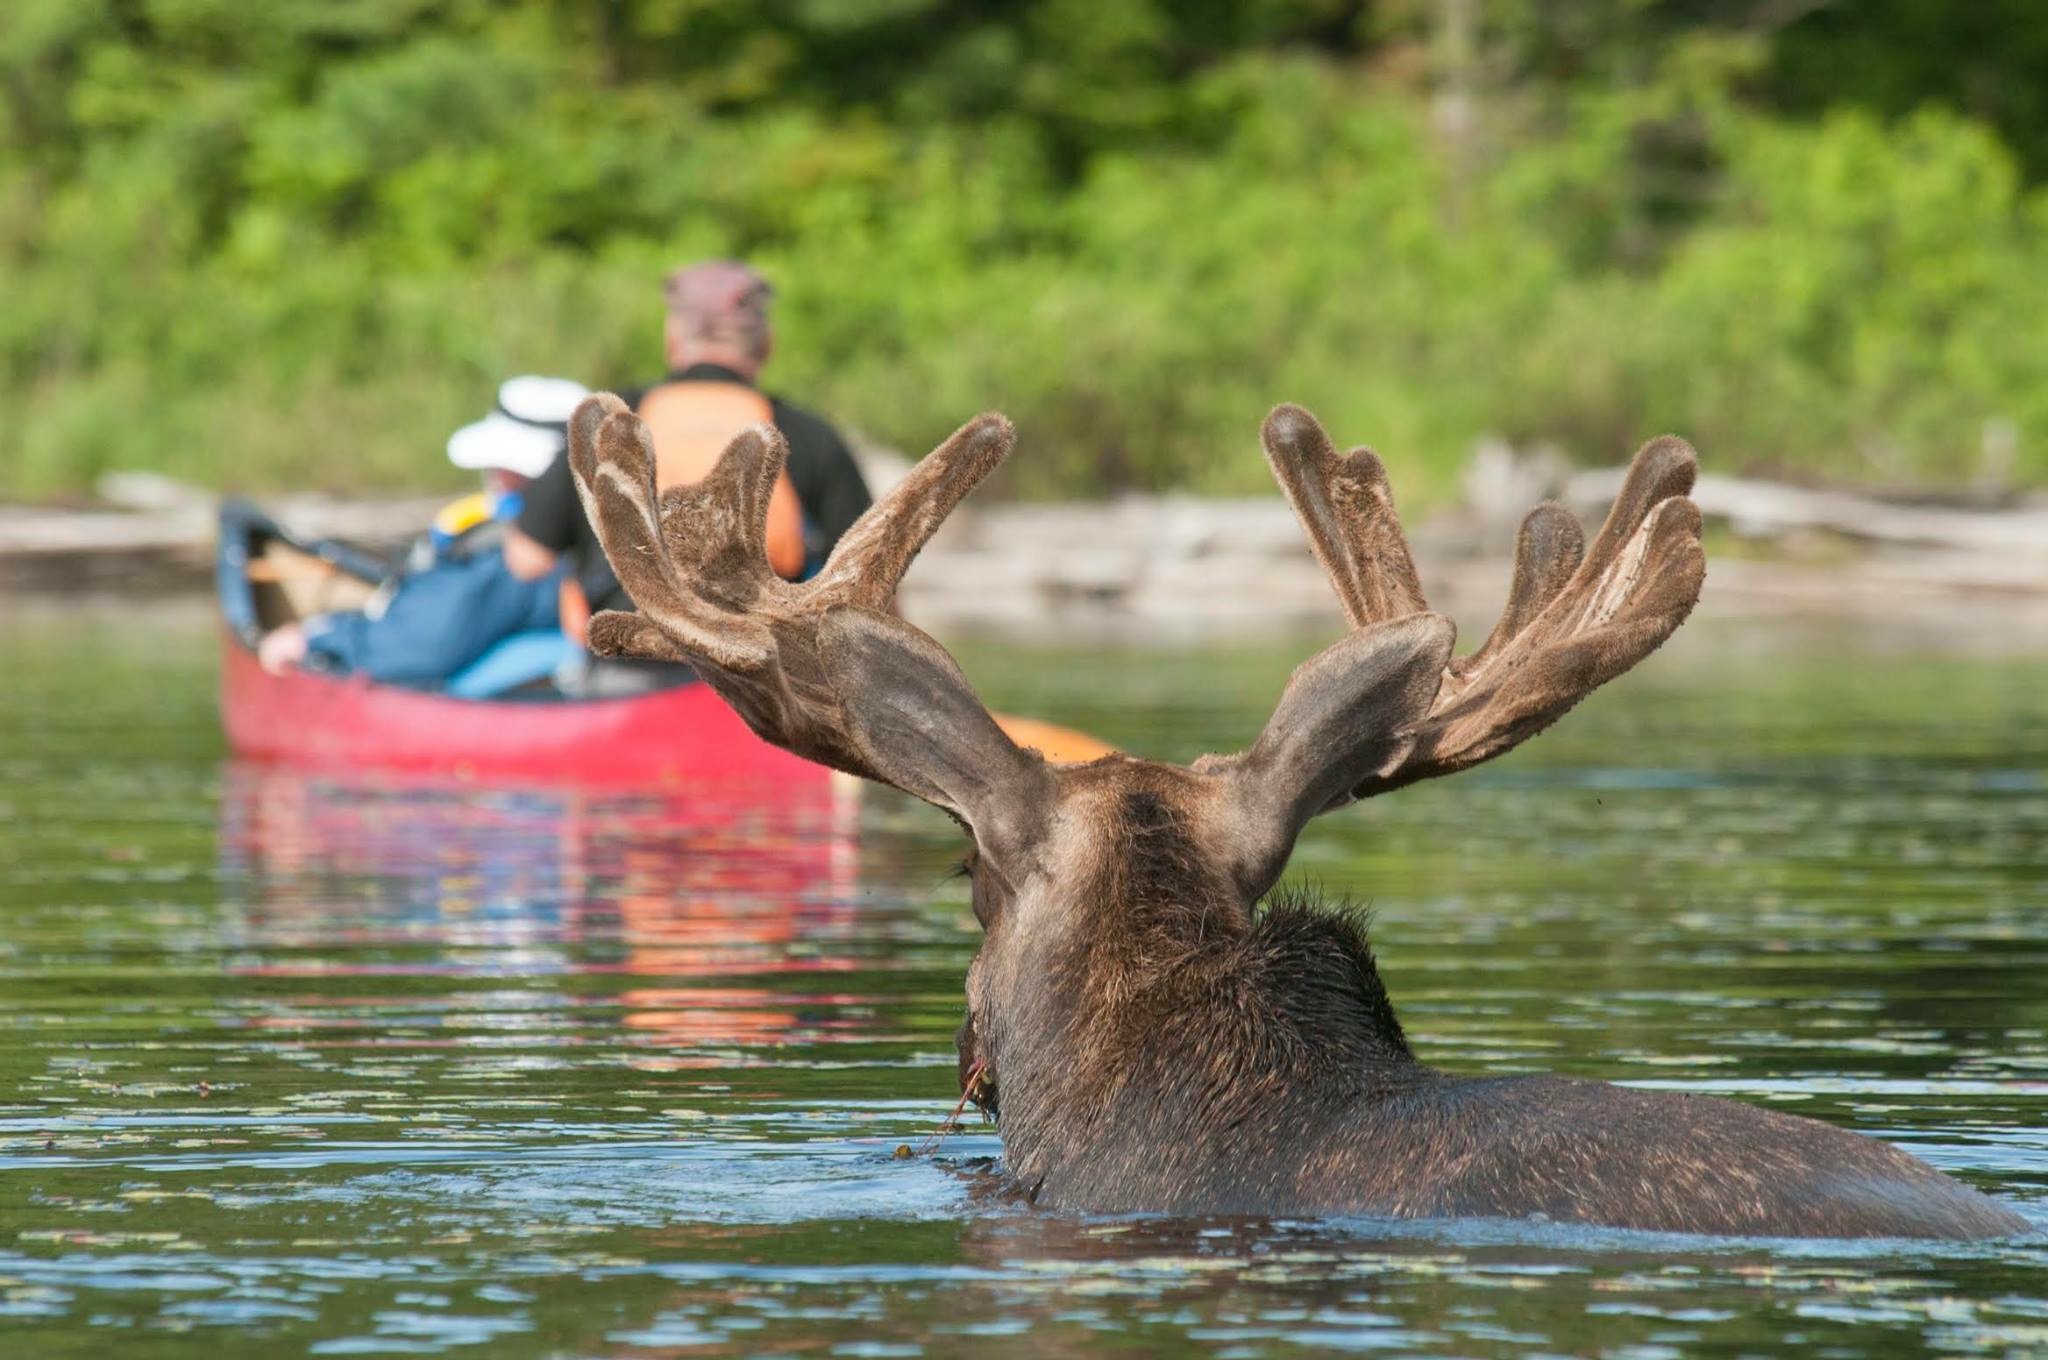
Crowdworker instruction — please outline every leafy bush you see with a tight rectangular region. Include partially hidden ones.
[2,2,2044,502]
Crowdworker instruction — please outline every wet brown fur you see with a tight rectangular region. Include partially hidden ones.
[954,774,2025,1236]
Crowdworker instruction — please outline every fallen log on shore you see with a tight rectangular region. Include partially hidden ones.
[1566,468,2048,554]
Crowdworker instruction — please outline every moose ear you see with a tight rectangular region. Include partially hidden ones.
[817,607,1055,857]
[1219,612,1454,892]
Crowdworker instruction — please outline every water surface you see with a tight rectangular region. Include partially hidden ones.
[1,603,2043,1357]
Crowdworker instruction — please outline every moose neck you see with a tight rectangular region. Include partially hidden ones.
[982,773,1428,1209]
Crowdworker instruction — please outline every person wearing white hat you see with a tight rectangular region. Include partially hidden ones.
[446,375,595,479]
[257,377,589,690]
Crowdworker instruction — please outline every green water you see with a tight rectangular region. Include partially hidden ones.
[1,603,2043,1358]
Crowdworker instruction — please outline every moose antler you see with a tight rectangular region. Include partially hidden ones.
[564,392,1037,815]
[570,392,1701,877]
[1258,404,1705,806]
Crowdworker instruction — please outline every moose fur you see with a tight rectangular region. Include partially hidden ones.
[567,392,2028,1240]
[953,774,2022,1237]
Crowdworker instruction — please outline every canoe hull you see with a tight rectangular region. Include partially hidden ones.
[220,635,825,787]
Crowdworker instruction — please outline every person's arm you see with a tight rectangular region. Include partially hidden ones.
[503,525,557,581]
[508,454,576,580]
[764,473,806,579]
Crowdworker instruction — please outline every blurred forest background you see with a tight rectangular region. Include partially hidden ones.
[4,0,2046,503]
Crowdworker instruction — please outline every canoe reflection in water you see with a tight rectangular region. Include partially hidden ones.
[216,763,870,1061]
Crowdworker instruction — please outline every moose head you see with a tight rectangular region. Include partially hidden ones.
[569,395,2026,1240]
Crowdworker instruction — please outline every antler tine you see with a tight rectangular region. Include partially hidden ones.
[566,393,654,566]
[1260,404,1426,628]
[1577,436,1699,585]
[585,611,690,664]
[809,413,1015,609]
[1458,502,1585,676]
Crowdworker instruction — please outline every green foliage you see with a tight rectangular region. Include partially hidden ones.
[1497,83,2048,486]
[2,0,2045,500]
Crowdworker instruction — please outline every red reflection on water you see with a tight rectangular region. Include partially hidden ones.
[217,763,869,1056]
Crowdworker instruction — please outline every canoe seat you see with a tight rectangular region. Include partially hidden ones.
[444,630,579,700]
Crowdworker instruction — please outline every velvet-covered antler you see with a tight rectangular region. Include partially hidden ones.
[1257,404,1705,806]
[570,393,1703,902]
[565,394,1052,836]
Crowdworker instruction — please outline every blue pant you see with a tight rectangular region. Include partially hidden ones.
[304,555,562,688]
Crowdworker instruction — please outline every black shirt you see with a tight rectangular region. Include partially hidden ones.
[517,364,874,612]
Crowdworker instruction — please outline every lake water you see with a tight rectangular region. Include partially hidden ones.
[1,602,2044,1357]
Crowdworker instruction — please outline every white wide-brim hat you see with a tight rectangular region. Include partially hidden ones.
[446,375,592,478]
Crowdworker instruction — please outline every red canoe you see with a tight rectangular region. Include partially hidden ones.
[217,500,829,787]
[219,637,823,786]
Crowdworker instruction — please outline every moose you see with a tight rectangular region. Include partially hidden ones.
[566,392,2026,1240]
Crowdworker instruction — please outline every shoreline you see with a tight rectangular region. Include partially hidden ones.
[3,472,2044,643]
